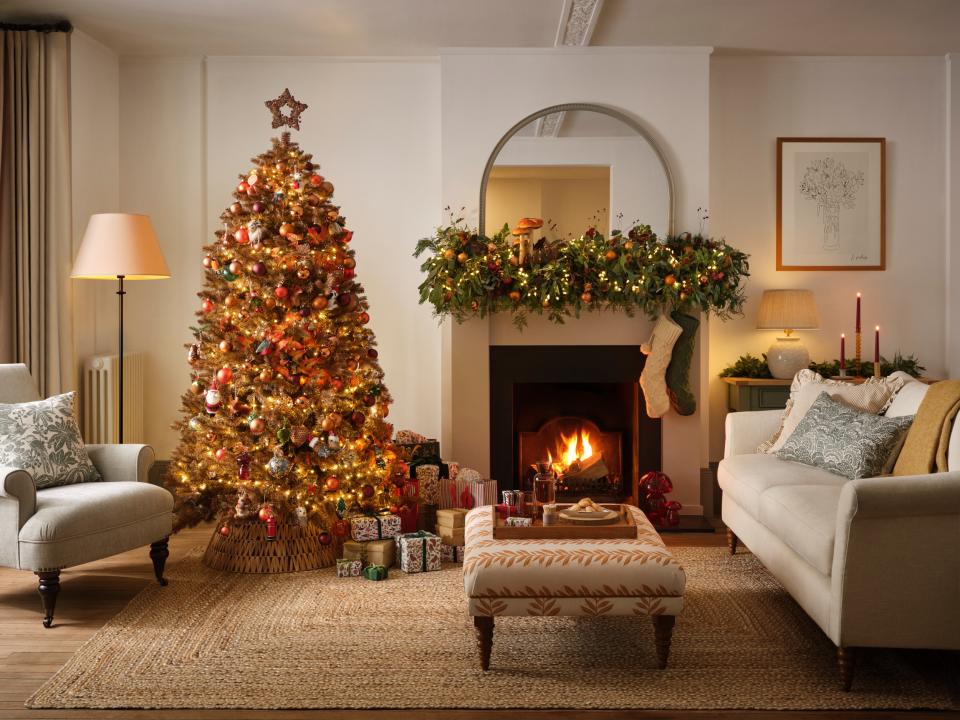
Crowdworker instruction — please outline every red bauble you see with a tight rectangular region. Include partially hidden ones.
[219,525,231,537]
[341,230,353,244]
[388,504,400,514]
[318,531,332,545]
[216,367,233,384]
[350,411,366,427]
[336,292,353,308]
[234,227,249,244]
[358,311,370,325]
[258,504,273,522]
[252,201,265,213]
[201,299,215,313]
[332,519,350,537]
[237,181,249,193]
[274,286,289,300]
[367,348,379,359]
[309,174,323,186]
[360,483,375,499]
[219,340,232,352]
[363,395,376,407]
[251,261,267,276]
[342,268,355,280]
[324,476,340,492]
[330,378,344,392]
[312,296,329,311]
[249,417,266,435]
[229,202,242,215]
[215,447,228,462]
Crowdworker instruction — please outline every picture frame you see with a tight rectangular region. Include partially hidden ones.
[777,137,885,271]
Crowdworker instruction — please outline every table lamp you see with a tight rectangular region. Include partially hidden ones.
[71,214,170,442]
[756,289,819,379]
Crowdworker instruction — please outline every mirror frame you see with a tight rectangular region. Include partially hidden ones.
[478,103,675,238]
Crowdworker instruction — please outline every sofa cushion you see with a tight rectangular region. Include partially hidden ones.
[885,378,929,418]
[17,481,173,570]
[718,452,848,518]
[759,484,842,576]
[0,392,100,488]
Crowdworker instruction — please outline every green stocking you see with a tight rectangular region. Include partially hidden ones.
[666,311,700,416]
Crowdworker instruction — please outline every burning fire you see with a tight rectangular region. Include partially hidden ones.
[546,428,594,475]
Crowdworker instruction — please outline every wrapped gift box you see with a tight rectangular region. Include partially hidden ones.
[506,516,532,527]
[342,539,396,568]
[436,508,468,529]
[440,544,465,563]
[336,558,362,577]
[440,476,498,509]
[396,531,442,573]
[349,513,401,542]
[418,503,438,533]
[362,564,389,581]
[415,465,442,505]
[435,524,465,547]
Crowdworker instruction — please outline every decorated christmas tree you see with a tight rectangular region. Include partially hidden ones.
[167,90,398,569]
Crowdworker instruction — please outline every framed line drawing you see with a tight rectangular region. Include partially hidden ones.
[777,137,885,271]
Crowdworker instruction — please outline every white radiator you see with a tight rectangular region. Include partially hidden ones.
[81,354,145,444]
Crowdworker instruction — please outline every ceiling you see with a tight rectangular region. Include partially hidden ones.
[0,0,958,57]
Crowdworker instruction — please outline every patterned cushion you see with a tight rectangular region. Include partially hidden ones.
[776,392,914,480]
[759,370,904,453]
[0,392,100,489]
[463,506,686,618]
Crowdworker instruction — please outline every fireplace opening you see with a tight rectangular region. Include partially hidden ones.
[490,346,661,502]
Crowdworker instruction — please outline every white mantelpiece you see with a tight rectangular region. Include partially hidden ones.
[438,48,712,513]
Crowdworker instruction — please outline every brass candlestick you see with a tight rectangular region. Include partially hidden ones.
[855,331,862,377]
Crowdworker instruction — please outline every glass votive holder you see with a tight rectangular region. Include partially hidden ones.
[542,503,558,526]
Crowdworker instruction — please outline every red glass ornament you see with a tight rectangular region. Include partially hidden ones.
[258,504,273,522]
[237,181,249,193]
[341,230,353,243]
[274,286,289,300]
[336,293,352,307]
[249,417,266,435]
[358,311,370,325]
[342,268,355,280]
[360,483,375,499]
[234,227,249,244]
[350,411,365,427]
[219,525,231,537]
[665,500,682,527]
[216,366,233,384]
[367,348,379,359]
[201,299,215,313]
[324,476,340,492]
[318,531,332,546]
[215,447,228,462]
[309,174,323,186]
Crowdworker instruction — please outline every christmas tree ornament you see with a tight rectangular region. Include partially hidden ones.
[258,503,274,522]
[360,483,375,500]
[249,417,266,435]
[216,366,233,384]
[188,416,203,432]
[265,514,278,541]
[267,450,290,476]
[215,447,229,462]
[336,497,348,517]
[201,299,215,313]
[332,518,349,537]
[264,88,308,130]
[219,525,231,537]
[252,201,265,213]
[276,426,291,444]
[219,340,232,352]
[324,476,340,492]
[290,425,309,446]
[237,451,252,480]
[295,506,308,526]
[204,382,222,414]
[190,380,204,395]
[248,221,264,245]
[251,261,267,276]
[318,531,332,546]
[327,433,341,450]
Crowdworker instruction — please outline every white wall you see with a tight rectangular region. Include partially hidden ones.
[709,56,948,459]
[69,30,119,385]
[948,54,960,379]
[440,48,712,513]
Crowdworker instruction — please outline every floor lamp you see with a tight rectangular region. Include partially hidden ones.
[71,214,170,443]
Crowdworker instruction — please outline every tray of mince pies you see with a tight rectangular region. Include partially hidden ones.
[491,499,637,540]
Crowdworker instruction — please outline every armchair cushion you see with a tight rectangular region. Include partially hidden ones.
[0,392,100,488]
[18,481,173,571]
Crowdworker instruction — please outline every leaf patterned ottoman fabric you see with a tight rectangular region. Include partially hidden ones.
[776,392,914,480]
[463,506,685,618]
[0,392,100,488]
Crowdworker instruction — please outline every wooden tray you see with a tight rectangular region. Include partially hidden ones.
[491,504,637,540]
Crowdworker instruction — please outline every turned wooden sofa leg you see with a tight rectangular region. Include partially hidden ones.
[474,616,494,670]
[837,646,856,691]
[726,528,739,555]
[35,570,61,629]
[652,614,676,669]
[150,537,170,586]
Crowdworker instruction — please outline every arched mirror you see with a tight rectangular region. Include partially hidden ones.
[479,104,674,240]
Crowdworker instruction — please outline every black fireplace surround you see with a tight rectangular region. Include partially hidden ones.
[489,345,662,496]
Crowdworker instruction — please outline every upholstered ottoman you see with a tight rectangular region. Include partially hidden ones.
[463,504,685,670]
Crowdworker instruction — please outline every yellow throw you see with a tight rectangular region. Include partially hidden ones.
[893,380,960,475]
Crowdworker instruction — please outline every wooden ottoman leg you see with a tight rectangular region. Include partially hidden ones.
[36,570,61,629]
[726,527,739,555]
[652,614,676,669]
[474,616,494,670]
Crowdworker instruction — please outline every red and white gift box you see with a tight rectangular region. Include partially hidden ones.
[396,531,442,573]
[440,544,465,563]
[349,513,402,542]
[439,475,498,509]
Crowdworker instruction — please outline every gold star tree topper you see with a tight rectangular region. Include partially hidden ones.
[264,89,308,130]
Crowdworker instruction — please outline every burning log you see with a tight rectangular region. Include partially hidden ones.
[562,453,608,482]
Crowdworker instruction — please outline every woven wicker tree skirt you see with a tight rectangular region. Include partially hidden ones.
[203,522,337,573]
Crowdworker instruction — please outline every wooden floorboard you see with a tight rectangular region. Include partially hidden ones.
[0,523,954,719]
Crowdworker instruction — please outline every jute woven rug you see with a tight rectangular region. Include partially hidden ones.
[27,546,959,710]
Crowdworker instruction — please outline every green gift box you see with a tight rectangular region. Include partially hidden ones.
[362,564,389,581]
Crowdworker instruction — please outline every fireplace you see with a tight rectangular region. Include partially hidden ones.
[490,346,661,502]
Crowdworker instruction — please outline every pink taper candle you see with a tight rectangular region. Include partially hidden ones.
[840,334,846,371]
[875,326,880,363]
[856,293,861,332]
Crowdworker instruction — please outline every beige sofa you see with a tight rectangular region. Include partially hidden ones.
[719,377,960,690]
[0,364,173,627]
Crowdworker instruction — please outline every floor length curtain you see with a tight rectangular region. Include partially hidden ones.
[0,28,73,397]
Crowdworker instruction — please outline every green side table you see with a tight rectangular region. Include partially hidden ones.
[722,377,791,411]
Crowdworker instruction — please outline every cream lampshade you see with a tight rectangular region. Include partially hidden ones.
[72,214,170,442]
[756,289,819,379]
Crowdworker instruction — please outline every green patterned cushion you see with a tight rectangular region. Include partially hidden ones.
[776,392,914,480]
[0,392,100,488]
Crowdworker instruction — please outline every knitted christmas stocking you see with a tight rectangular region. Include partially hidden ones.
[666,311,701,416]
[640,313,683,418]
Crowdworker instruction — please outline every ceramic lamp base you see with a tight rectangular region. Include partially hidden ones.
[766,337,810,379]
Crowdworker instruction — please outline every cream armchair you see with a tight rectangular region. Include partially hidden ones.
[0,364,173,627]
